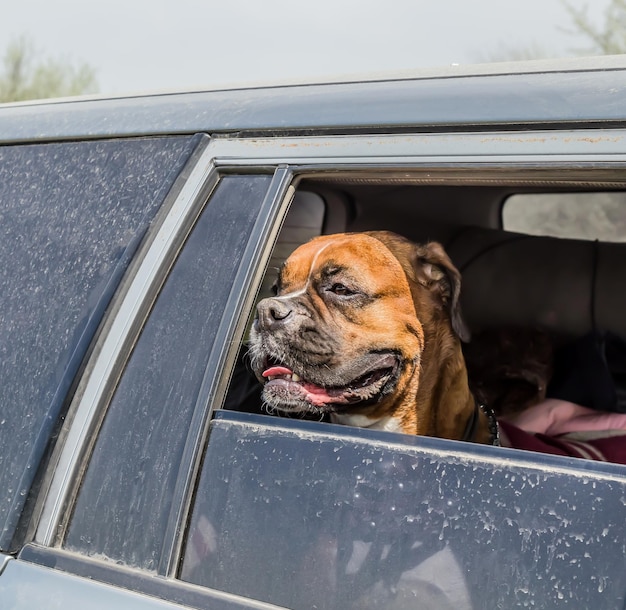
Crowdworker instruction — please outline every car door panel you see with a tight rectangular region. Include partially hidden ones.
[180,411,626,609]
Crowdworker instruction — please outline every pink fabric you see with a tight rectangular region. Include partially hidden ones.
[499,420,626,464]
[500,398,626,436]
[498,399,626,464]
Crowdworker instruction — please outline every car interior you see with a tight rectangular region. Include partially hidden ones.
[223,169,626,464]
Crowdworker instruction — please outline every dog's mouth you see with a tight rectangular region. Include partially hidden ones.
[260,353,399,412]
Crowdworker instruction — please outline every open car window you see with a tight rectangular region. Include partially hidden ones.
[192,171,626,607]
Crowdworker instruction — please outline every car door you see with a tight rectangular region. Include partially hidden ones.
[7,129,626,609]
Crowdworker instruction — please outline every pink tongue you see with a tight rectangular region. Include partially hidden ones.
[263,365,337,406]
[262,365,294,378]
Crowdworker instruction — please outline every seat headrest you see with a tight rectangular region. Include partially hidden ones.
[445,228,626,340]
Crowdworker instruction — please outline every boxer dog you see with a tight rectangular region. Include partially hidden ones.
[249,231,498,444]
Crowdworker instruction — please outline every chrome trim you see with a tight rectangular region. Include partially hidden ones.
[0,552,11,576]
[210,129,626,166]
[36,142,219,546]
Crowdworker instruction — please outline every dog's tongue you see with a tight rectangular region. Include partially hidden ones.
[261,356,396,410]
[262,365,336,406]
[262,365,294,378]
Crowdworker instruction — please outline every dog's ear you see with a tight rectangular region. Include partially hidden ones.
[414,242,471,343]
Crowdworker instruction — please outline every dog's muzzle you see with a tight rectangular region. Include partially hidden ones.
[250,297,401,414]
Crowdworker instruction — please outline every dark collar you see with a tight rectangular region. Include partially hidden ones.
[463,400,500,446]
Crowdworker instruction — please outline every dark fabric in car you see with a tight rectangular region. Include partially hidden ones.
[444,227,626,341]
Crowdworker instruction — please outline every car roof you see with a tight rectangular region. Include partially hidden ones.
[2,56,626,143]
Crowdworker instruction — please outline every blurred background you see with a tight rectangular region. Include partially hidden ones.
[0,0,624,102]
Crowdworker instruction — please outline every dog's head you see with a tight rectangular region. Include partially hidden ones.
[249,231,469,432]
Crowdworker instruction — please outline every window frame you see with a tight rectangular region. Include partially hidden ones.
[34,149,293,561]
[34,139,218,549]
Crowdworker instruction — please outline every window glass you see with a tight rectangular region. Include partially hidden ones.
[502,192,626,241]
[64,174,273,571]
[0,135,197,549]
[181,412,626,610]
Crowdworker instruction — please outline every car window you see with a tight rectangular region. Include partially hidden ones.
[181,411,626,610]
[502,192,626,241]
[180,174,626,609]
[63,174,274,572]
[0,135,199,550]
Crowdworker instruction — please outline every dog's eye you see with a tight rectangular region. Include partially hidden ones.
[271,283,278,296]
[329,283,353,296]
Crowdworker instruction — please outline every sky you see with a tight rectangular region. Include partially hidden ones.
[0,0,615,96]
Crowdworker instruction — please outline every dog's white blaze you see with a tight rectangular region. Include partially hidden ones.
[331,412,403,433]
[274,239,335,300]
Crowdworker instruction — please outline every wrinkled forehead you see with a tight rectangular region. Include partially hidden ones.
[280,233,405,288]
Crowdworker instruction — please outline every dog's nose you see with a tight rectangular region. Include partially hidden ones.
[256,298,293,330]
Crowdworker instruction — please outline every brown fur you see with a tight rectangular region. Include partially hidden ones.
[366,232,492,442]
[250,231,492,443]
